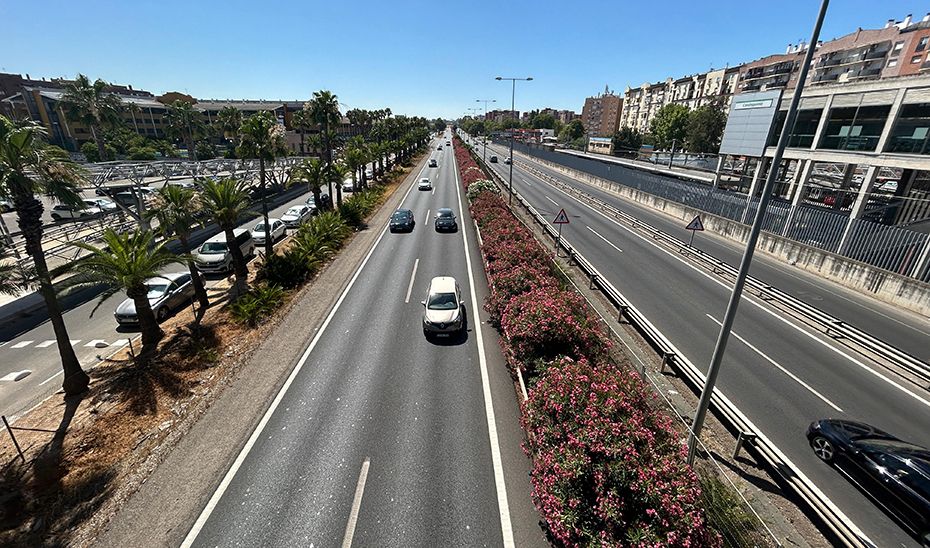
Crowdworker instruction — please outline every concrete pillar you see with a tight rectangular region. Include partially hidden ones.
[875,88,907,153]
[784,159,809,200]
[833,163,857,210]
[810,94,834,151]
[713,155,725,188]
[741,157,769,223]
[837,165,879,255]
[781,159,815,237]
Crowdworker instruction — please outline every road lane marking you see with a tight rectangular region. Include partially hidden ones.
[341,457,371,548]
[10,341,33,348]
[424,208,430,224]
[84,339,107,347]
[39,370,63,386]
[69,340,80,346]
[112,338,129,346]
[586,225,623,254]
[452,144,515,547]
[705,314,843,412]
[544,195,558,206]
[35,340,56,348]
[405,258,420,304]
[181,143,433,548]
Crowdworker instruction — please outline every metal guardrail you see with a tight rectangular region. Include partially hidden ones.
[515,159,930,387]
[471,147,876,548]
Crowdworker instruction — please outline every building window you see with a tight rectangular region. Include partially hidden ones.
[893,40,905,53]
[918,36,930,52]
[912,55,923,64]
[819,104,891,152]
[888,58,898,68]
[885,102,930,154]
[767,109,823,148]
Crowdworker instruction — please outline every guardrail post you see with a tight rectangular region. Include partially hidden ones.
[589,272,597,290]
[660,352,675,373]
[617,304,628,322]
[826,321,843,339]
[733,431,757,459]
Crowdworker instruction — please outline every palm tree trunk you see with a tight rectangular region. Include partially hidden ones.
[187,134,197,161]
[259,157,273,257]
[129,287,163,361]
[299,132,305,156]
[325,122,334,204]
[225,226,249,290]
[180,234,209,320]
[13,192,89,394]
[91,124,106,161]
[312,187,322,211]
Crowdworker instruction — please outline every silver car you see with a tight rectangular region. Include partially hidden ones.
[281,205,312,228]
[114,272,199,325]
[421,276,464,338]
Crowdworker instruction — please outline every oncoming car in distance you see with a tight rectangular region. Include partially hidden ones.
[418,178,432,191]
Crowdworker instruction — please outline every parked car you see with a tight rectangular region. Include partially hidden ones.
[428,159,438,168]
[418,178,432,191]
[114,272,201,325]
[113,187,156,207]
[50,204,102,221]
[0,199,13,213]
[249,183,283,201]
[421,276,464,338]
[252,218,286,246]
[167,180,197,190]
[504,157,512,165]
[807,419,930,543]
[389,209,415,232]
[303,197,322,214]
[434,207,457,232]
[489,155,498,163]
[96,184,134,196]
[194,228,255,273]
[365,168,373,179]
[342,178,355,193]
[281,205,312,228]
[83,198,118,213]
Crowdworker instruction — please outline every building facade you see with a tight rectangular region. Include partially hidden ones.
[581,88,622,137]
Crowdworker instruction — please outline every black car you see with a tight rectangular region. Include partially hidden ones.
[434,208,457,232]
[807,419,930,544]
[489,155,498,163]
[390,209,415,232]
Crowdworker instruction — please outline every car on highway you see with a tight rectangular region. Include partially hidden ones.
[434,208,457,232]
[50,203,102,221]
[437,145,443,150]
[446,141,451,145]
[389,209,415,232]
[83,198,118,213]
[114,272,201,325]
[421,276,464,338]
[418,178,432,191]
[194,228,255,274]
[429,159,438,168]
[807,419,930,543]
[281,205,312,228]
[252,218,286,246]
[489,155,498,163]
[504,157,512,165]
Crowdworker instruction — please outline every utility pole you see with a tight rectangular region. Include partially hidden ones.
[496,77,533,205]
[687,0,829,464]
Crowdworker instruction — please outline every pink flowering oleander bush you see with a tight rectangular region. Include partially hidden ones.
[523,357,721,547]
[485,264,559,327]
[501,288,609,374]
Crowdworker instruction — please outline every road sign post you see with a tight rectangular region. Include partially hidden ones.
[685,215,705,247]
[553,208,569,255]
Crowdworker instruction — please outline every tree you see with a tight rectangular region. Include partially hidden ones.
[343,144,366,192]
[685,103,727,153]
[60,74,124,161]
[559,119,584,142]
[649,104,691,150]
[199,178,252,292]
[238,112,287,257]
[215,106,242,156]
[147,185,210,322]
[613,127,644,153]
[290,157,329,210]
[432,118,447,133]
[531,113,556,130]
[291,108,313,156]
[69,229,183,361]
[0,116,90,395]
[308,90,342,206]
[165,100,205,161]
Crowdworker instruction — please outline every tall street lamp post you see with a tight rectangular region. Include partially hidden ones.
[476,98,496,163]
[496,76,532,205]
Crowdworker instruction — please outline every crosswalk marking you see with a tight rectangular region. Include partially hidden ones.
[11,341,33,348]
[70,340,80,346]
[35,340,56,348]
[2,338,135,350]
[85,339,108,347]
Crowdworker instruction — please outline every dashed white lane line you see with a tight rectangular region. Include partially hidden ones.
[544,195,558,206]
[424,208,430,224]
[10,341,33,348]
[341,457,371,548]
[405,258,420,304]
[705,314,843,413]
[586,225,623,254]
[85,339,108,347]
[39,370,63,386]
[35,340,56,348]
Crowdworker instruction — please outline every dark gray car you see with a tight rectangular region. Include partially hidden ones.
[114,272,199,325]
[434,208,457,232]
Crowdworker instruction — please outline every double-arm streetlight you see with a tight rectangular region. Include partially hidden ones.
[475,98,496,163]
[496,76,532,204]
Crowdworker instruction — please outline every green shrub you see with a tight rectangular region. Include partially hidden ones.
[128,147,157,161]
[230,284,285,327]
[338,200,364,227]
[258,250,316,289]
[292,212,351,264]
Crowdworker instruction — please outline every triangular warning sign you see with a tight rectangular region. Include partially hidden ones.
[685,215,704,231]
[553,208,570,224]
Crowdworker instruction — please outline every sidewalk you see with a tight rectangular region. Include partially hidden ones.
[558,148,716,183]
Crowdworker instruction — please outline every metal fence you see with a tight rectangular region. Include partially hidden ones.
[508,141,930,283]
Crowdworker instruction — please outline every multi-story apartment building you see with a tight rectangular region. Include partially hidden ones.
[485,109,519,124]
[581,88,622,137]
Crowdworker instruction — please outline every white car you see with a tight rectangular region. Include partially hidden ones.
[365,168,373,179]
[421,276,464,338]
[83,198,118,213]
[252,218,286,245]
[167,180,196,190]
[342,178,355,193]
[418,178,432,191]
[281,205,312,228]
[50,204,102,221]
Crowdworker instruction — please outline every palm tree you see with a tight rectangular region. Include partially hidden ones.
[237,112,287,257]
[200,178,251,292]
[343,142,365,192]
[147,185,210,322]
[291,108,313,156]
[215,106,242,156]
[59,74,124,161]
[308,90,342,205]
[290,157,328,211]
[0,116,90,395]
[165,100,205,161]
[69,229,184,361]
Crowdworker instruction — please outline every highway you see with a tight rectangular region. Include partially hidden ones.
[181,132,542,546]
[472,136,930,547]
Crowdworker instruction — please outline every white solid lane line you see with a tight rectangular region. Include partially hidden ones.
[181,147,432,548]
[586,225,623,254]
[452,144,515,547]
[405,258,420,304]
[705,314,843,413]
[39,370,63,386]
[341,457,371,548]
[424,208,430,224]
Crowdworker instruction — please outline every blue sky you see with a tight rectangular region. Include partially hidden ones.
[3,1,929,119]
